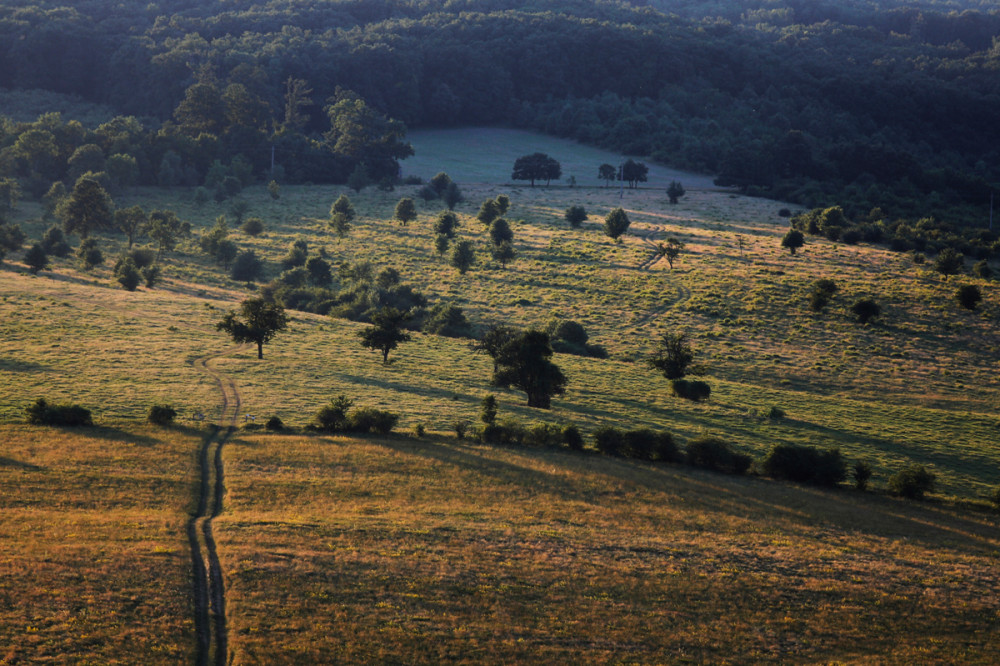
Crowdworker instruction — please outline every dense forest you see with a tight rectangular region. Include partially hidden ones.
[1,0,999,225]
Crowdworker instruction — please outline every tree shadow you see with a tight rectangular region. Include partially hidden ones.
[0,456,44,471]
[86,425,164,448]
[0,358,50,373]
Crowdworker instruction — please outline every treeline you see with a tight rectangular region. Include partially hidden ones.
[1,0,999,222]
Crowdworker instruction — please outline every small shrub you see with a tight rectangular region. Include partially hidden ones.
[526,422,563,448]
[347,407,399,435]
[562,424,584,451]
[147,404,177,426]
[685,437,751,475]
[762,444,846,486]
[767,406,785,419]
[956,284,982,311]
[593,426,626,457]
[564,205,587,228]
[671,379,711,401]
[25,398,93,427]
[414,423,426,438]
[452,420,469,440]
[265,416,284,431]
[314,395,353,432]
[115,257,141,291]
[480,394,497,425]
[142,264,160,288]
[851,298,881,324]
[230,250,263,282]
[853,461,873,491]
[241,217,265,237]
[934,247,964,275]
[888,464,936,500]
[972,260,992,279]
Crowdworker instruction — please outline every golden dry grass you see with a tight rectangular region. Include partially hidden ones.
[217,432,1000,664]
[0,424,199,663]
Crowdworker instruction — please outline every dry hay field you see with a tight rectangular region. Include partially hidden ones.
[2,129,999,662]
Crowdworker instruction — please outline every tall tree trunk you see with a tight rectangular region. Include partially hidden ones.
[257,341,264,359]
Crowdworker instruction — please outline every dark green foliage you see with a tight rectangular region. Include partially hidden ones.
[115,256,141,290]
[280,240,308,270]
[480,394,498,425]
[230,249,263,282]
[41,226,71,257]
[619,159,647,189]
[935,248,965,275]
[430,172,452,195]
[762,444,846,487]
[545,318,607,358]
[599,164,616,187]
[394,197,417,225]
[216,297,289,359]
[146,210,190,256]
[265,416,284,431]
[26,398,92,427]
[476,199,500,226]
[526,422,565,448]
[59,177,113,238]
[491,241,516,268]
[358,306,411,364]
[494,195,510,216]
[141,263,160,288]
[443,182,463,210]
[347,164,371,193]
[593,427,679,462]
[492,330,567,409]
[851,298,881,324]
[670,379,711,402]
[329,194,355,238]
[434,233,450,257]
[450,240,475,274]
[809,278,839,311]
[781,229,805,255]
[888,465,936,500]
[114,206,147,249]
[147,404,177,426]
[648,332,696,380]
[956,284,982,310]
[853,461,873,491]
[603,207,630,240]
[423,302,473,338]
[0,222,25,254]
[658,237,685,269]
[511,153,560,187]
[562,424,584,451]
[452,420,469,440]
[488,218,513,247]
[124,247,156,269]
[313,395,354,432]
[666,181,685,204]
[229,199,250,224]
[347,407,399,435]
[241,217,264,237]
[433,211,459,238]
[77,238,103,270]
[972,261,992,279]
[564,205,587,228]
[305,256,333,287]
[685,437,752,475]
[24,243,49,275]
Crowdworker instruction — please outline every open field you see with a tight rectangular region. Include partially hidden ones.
[2,128,1000,661]
[0,424,197,663]
[220,431,1000,663]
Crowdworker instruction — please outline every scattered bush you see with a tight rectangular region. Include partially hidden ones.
[593,426,626,457]
[888,464,936,500]
[956,284,982,311]
[767,406,785,419]
[972,260,992,279]
[762,444,846,487]
[809,278,838,311]
[526,422,564,448]
[314,395,353,431]
[230,249,264,282]
[265,416,284,431]
[24,243,49,274]
[671,379,711,401]
[414,423,426,438]
[41,226,71,257]
[147,404,177,426]
[25,398,93,427]
[934,248,964,275]
[685,437,751,475]
[851,298,881,324]
[562,424,584,451]
[593,427,679,462]
[480,394,498,425]
[564,205,587,228]
[115,256,141,291]
[241,217,265,237]
[853,461,873,491]
[453,420,469,440]
[347,407,399,435]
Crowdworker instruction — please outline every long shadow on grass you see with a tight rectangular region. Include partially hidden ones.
[0,456,43,470]
[88,425,167,448]
[0,358,50,373]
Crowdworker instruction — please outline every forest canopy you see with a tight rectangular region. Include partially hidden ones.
[0,0,998,224]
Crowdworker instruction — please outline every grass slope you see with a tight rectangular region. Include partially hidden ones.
[218,431,1000,663]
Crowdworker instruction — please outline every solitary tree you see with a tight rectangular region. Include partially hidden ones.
[60,177,114,238]
[493,330,567,409]
[648,332,696,379]
[488,218,513,247]
[565,205,587,228]
[216,297,289,359]
[329,194,355,238]
[619,159,648,189]
[492,240,517,268]
[394,197,417,226]
[114,206,147,249]
[603,207,631,240]
[443,181,463,210]
[450,239,476,274]
[358,306,411,364]
[148,209,190,258]
[667,181,686,204]
[659,237,685,269]
[511,153,561,187]
[782,229,805,255]
[598,163,616,187]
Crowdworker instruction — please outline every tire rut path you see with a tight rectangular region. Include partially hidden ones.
[188,344,246,666]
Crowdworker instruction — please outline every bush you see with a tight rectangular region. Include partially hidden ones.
[685,437,751,475]
[934,248,964,275]
[347,407,399,435]
[25,398,93,426]
[762,444,846,487]
[972,260,992,279]
[625,428,680,462]
[851,298,881,324]
[853,461,873,491]
[230,250,263,282]
[888,465,936,499]
[562,424,584,451]
[115,257,141,291]
[147,404,177,426]
[314,395,353,431]
[564,205,587,228]
[671,379,711,401]
[414,423,426,438]
[956,284,982,310]
[265,416,284,431]
[241,217,265,237]
[453,420,469,440]
[479,420,527,446]
[593,426,626,457]
[526,422,564,448]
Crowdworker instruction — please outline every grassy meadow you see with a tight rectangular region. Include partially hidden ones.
[2,128,1000,661]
